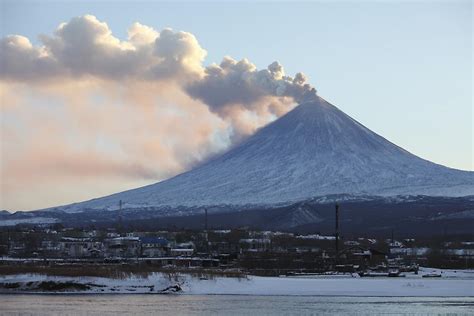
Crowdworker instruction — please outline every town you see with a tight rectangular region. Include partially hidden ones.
[1,221,472,278]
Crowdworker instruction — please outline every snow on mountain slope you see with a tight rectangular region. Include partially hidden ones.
[44,96,474,213]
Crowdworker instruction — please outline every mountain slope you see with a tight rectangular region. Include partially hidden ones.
[46,96,474,213]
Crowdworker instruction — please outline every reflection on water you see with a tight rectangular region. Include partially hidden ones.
[0,295,473,315]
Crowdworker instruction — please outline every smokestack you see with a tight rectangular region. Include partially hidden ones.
[335,203,340,262]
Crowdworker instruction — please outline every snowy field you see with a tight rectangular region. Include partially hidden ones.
[0,268,473,296]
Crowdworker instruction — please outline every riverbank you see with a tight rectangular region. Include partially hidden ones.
[1,268,473,296]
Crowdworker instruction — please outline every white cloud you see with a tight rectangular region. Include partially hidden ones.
[0,14,318,210]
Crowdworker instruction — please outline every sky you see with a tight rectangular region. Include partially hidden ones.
[1,0,472,211]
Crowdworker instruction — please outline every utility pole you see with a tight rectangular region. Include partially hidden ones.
[117,200,123,234]
[205,208,208,232]
[204,208,209,254]
[335,203,340,263]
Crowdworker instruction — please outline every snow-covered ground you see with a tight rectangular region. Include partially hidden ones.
[1,268,473,296]
[0,217,58,226]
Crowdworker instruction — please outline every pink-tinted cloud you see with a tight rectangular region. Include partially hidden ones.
[0,15,317,210]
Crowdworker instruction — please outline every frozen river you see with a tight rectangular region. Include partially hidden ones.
[1,295,473,315]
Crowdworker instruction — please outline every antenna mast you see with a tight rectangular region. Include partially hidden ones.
[117,200,123,233]
[335,203,340,263]
[204,208,209,254]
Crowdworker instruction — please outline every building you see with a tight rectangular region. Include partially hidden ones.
[239,238,271,252]
[59,237,104,258]
[170,242,195,257]
[339,245,387,267]
[105,237,140,258]
[140,237,169,257]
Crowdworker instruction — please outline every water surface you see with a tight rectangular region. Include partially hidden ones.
[1,295,473,315]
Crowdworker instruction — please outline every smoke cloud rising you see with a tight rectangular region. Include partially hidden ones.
[0,15,317,210]
[187,57,316,110]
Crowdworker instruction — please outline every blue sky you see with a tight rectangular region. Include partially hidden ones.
[3,0,471,170]
[0,0,472,211]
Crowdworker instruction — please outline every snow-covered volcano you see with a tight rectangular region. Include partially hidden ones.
[46,96,474,213]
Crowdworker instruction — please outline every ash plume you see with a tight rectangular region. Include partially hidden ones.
[0,14,318,210]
